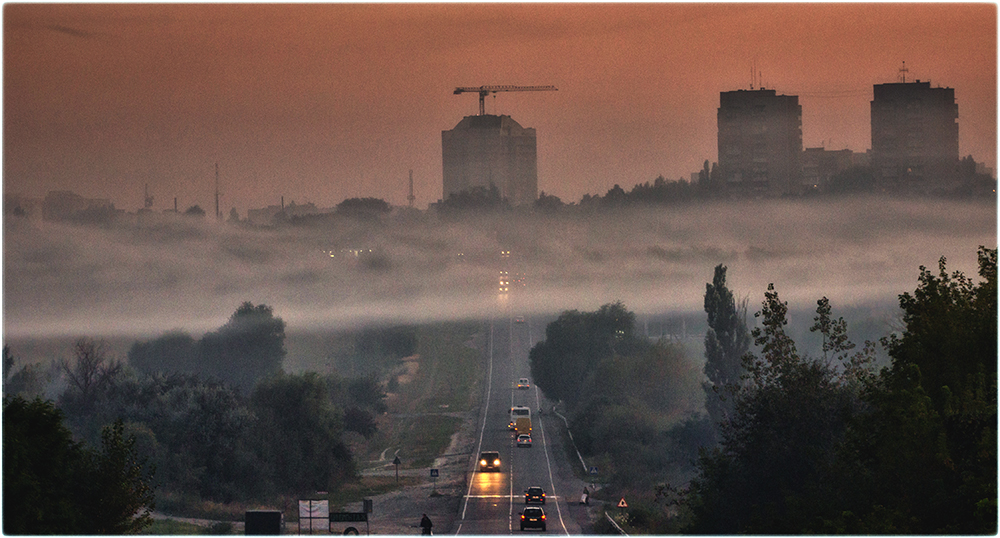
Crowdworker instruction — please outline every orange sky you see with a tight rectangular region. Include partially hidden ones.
[4,3,996,213]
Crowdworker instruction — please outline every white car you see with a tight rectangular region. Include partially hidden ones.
[516,434,533,447]
[517,378,530,389]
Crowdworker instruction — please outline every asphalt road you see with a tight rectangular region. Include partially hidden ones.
[453,303,592,535]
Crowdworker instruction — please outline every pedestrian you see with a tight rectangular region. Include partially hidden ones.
[420,513,433,535]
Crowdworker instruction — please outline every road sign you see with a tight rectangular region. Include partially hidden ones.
[589,466,598,475]
[617,498,628,508]
[330,512,368,523]
[430,468,439,477]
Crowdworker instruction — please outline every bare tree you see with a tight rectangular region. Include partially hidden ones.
[61,338,121,400]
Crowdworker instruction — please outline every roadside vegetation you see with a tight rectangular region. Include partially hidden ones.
[529,246,996,535]
[3,307,481,534]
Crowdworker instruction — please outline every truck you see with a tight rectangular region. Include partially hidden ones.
[509,406,531,429]
[516,417,532,435]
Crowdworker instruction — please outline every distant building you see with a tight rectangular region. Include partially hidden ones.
[801,148,855,190]
[717,89,803,195]
[870,80,959,191]
[41,190,116,222]
[247,200,322,226]
[442,114,538,206]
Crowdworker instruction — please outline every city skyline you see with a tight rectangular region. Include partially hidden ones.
[4,3,996,214]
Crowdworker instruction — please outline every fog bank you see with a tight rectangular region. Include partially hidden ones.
[4,196,995,339]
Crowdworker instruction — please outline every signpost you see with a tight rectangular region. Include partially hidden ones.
[393,455,401,483]
[430,468,439,494]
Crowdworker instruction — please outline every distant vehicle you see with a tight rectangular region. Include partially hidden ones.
[520,507,546,531]
[515,417,532,436]
[479,451,501,472]
[514,316,525,324]
[517,434,533,447]
[517,378,530,389]
[509,406,531,429]
[524,486,546,504]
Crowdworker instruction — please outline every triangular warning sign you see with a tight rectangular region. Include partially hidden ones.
[617,498,628,508]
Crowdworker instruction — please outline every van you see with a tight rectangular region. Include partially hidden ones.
[516,417,532,435]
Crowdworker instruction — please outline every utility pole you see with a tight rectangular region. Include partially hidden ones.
[214,163,221,220]
[407,170,416,208]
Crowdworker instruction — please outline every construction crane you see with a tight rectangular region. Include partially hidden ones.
[453,85,557,116]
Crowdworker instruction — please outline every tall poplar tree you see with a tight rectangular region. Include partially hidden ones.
[702,265,750,427]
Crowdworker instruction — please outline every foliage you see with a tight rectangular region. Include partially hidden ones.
[335,197,391,218]
[702,265,750,428]
[129,303,286,393]
[3,344,45,398]
[250,372,356,494]
[680,247,997,534]
[528,302,643,407]
[3,397,156,535]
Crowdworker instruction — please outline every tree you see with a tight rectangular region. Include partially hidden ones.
[684,286,864,533]
[3,345,44,398]
[335,197,392,218]
[3,397,155,535]
[183,205,206,217]
[81,419,156,534]
[529,302,642,407]
[251,373,355,493]
[199,302,286,392]
[702,265,750,427]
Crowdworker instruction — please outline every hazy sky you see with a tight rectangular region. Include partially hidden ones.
[4,3,997,213]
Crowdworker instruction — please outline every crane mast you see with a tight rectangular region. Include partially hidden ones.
[453,85,557,115]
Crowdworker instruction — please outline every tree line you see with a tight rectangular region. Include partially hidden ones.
[3,303,413,534]
[529,246,996,534]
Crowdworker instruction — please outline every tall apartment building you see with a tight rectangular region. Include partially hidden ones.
[870,80,959,190]
[441,114,538,206]
[717,89,803,195]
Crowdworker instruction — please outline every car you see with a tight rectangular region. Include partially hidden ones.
[517,378,530,389]
[524,486,546,504]
[516,434,532,447]
[514,316,525,324]
[478,451,501,472]
[520,506,546,531]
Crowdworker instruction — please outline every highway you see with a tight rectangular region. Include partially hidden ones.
[453,303,589,535]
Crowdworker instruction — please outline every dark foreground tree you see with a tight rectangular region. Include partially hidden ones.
[3,397,155,535]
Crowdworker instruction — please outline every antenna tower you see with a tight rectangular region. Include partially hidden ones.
[407,170,416,208]
[898,61,909,83]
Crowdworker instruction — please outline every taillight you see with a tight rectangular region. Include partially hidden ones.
[520,514,526,521]
[541,514,546,520]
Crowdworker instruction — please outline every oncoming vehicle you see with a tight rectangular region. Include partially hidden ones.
[524,486,546,504]
[509,406,531,429]
[516,434,532,447]
[479,451,501,472]
[517,378,530,389]
[520,506,546,531]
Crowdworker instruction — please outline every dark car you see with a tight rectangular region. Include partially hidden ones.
[479,451,501,472]
[520,506,546,531]
[524,486,546,504]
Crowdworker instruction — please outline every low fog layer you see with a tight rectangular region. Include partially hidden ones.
[4,196,995,339]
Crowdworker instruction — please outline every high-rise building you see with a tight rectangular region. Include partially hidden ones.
[441,114,537,206]
[870,80,959,190]
[717,89,803,195]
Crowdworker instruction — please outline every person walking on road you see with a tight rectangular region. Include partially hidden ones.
[420,514,433,535]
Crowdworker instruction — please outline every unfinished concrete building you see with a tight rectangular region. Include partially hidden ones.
[441,114,538,206]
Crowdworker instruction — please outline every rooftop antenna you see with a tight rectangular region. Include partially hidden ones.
[407,169,416,208]
[898,61,908,83]
[143,184,154,209]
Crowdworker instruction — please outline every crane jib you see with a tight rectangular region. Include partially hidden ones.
[453,85,557,115]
